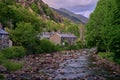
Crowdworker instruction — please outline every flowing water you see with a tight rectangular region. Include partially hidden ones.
[6,49,120,80]
[47,50,120,80]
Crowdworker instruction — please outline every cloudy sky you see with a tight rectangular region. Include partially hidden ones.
[42,0,98,18]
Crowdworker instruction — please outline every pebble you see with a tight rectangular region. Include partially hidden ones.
[1,49,120,80]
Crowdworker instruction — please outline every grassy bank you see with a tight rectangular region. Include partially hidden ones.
[98,52,120,64]
[0,46,25,71]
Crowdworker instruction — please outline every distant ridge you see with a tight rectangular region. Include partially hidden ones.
[53,8,88,24]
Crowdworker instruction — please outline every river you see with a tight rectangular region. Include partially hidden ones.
[5,49,120,80]
[46,49,120,80]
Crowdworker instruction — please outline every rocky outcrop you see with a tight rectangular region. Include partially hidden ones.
[16,0,64,23]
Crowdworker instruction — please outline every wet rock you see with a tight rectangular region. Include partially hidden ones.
[45,54,51,57]
[92,62,96,64]
[2,49,120,80]
[20,73,32,79]
[0,65,7,73]
[6,74,13,80]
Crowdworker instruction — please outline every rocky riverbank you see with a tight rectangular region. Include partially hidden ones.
[1,50,87,80]
[93,54,120,73]
[0,49,120,80]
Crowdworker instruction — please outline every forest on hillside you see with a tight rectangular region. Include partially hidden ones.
[0,0,84,54]
[86,0,120,64]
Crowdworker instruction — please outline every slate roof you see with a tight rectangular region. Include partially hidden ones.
[39,32,76,39]
[0,29,9,35]
[57,33,76,38]
[39,32,53,39]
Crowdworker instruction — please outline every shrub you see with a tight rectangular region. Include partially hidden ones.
[39,39,61,53]
[30,3,39,14]
[66,42,84,50]
[115,58,120,64]
[1,46,26,59]
[3,60,23,71]
[98,52,114,62]
[0,53,6,64]
[0,74,5,80]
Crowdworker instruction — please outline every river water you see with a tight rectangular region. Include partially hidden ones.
[6,49,120,80]
[46,50,120,80]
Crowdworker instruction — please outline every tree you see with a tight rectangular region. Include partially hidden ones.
[10,22,38,52]
[85,0,120,61]
[45,20,60,31]
[0,0,16,5]
[86,0,117,50]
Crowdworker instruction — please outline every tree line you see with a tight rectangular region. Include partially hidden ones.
[85,0,120,63]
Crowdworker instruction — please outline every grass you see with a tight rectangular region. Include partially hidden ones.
[0,53,6,64]
[0,52,24,72]
[98,52,114,62]
[2,60,23,71]
[1,46,26,59]
[0,47,25,72]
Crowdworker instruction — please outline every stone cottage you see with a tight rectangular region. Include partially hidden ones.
[0,29,10,49]
[37,32,54,39]
[50,32,76,45]
[0,23,12,49]
[38,31,77,45]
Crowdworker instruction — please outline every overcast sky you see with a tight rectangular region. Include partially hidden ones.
[42,0,98,18]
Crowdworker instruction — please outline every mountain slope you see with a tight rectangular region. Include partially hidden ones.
[16,0,64,23]
[53,8,88,24]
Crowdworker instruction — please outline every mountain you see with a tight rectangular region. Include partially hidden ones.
[0,0,81,34]
[16,0,64,23]
[53,8,88,24]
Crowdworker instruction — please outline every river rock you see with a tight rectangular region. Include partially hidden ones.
[0,65,7,73]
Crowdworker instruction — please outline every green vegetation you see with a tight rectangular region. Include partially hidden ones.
[1,46,26,59]
[0,74,5,80]
[39,39,61,53]
[0,46,25,71]
[63,20,80,37]
[98,52,114,62]
[65,40,84,50]
[2,60,23,71]
[45,20,61,31]
[0,53,6,64]
[30,3,40,14]
[86,0,120,64]
[0,0,86,76]
[0,0,83,55]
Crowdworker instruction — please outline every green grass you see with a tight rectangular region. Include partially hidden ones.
[0,53,6,64]
[0,46,25,72]
[3,60,23,71]
[98,52,114,62]
[1,46,26,59]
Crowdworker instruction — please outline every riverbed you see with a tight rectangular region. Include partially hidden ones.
[4,49,120,80]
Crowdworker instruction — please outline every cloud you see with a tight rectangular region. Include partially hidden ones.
[42,0,98,18]
[76,10,93,18]
[43,0,98,8]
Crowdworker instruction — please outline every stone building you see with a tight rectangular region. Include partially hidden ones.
[0,23,11,49]
[50,32,76,45]
[38,31,77,45]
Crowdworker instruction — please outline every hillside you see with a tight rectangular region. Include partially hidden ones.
[16,0,63,22]
[53,8,88,24]
[0,0,82,52]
